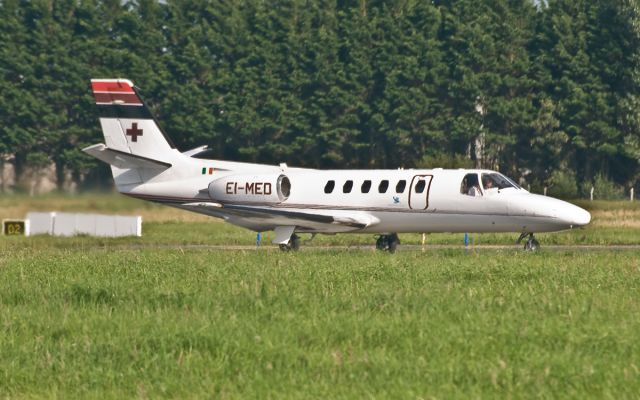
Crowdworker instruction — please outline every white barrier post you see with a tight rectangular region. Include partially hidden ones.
[631,188,635,202]
[543,187,547,196]
[590,187,594,201]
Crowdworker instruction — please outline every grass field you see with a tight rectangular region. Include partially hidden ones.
[1,193,640,398]
[1,192,640,249]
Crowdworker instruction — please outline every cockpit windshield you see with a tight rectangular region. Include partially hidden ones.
[481,173,520,190]
[462,172,521,196]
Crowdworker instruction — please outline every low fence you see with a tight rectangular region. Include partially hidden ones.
[540,186,635,201]
[25,212,142,237]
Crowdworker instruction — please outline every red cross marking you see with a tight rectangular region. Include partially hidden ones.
[126,122,143,142]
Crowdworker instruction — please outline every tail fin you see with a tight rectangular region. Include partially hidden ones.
[86,79,179,187]
[90,79,175,161]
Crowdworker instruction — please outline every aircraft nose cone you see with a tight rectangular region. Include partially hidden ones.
[564,204,591,227]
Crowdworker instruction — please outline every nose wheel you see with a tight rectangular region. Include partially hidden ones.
[279,234,301,252]
[518,233,540,252]
[376,233,400,253]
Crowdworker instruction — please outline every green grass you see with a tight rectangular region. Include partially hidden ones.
[1,193,640,398]
[1,248,639,398]
[2,192,639,249]
[0,220,638,252]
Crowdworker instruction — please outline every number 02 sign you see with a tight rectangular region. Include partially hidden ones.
[2,220,27,236]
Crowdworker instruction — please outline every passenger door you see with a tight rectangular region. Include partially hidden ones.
[408,175,433,210]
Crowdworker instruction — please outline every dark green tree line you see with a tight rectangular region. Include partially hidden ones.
[0,0,638,193]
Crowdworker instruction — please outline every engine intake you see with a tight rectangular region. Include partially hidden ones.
[208,174,291,204]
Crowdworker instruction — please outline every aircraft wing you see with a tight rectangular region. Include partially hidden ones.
[178,202,380,233]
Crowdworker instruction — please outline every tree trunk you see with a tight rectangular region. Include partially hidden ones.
[55,159,65,191]
[0,158,4,193]
[474,130,485,169]
[13,152,27,191]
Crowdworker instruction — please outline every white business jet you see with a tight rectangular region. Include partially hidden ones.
[84,79,591,252]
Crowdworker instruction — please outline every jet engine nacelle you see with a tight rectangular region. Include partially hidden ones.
[208,174,291,204]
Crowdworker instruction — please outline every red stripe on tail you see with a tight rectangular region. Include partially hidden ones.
[91,80,135,93]
[93,92,142,105]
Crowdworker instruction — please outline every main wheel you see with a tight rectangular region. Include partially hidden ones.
[290,234,301,251]
[388,233,400,253]
[279,234,301,252]
[388,240,398,253]
[376,236,387,250]
[279,243,291,252]
[376,234,399,252]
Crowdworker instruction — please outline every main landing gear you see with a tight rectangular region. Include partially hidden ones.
[376,233,400,253]
[279,234,301,252]
[517,232,540,252]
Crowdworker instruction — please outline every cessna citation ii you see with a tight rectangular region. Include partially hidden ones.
[84,79,591,252]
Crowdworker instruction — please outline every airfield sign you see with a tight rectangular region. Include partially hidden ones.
[2,220,27,236]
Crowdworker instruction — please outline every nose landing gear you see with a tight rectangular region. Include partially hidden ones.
[517,232,540,252]
[376,233,400,253]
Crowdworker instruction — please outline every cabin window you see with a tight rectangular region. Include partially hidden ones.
[415,179,426,193]
[343,180,353,193]
[361,180,372,193]
[396,180,406,193]
[378,180,389,193]
[461,173,481,196]
[324,180,335,194]
[481,173,517,191]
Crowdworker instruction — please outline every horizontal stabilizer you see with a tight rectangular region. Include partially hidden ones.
[82,143,171,169]
[182,145,209,157]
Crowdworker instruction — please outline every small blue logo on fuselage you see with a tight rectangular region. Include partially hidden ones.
[393,196,400,204]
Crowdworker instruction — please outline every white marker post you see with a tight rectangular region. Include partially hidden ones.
[631,188,635,202]
[590,187,594,201]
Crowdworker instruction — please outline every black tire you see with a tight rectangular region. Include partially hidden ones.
[290,235,301,251]
[524,238,540,252]
[388,240,398,253]
[388,234,400,253]
[279,244,291,252]
[376,236,387,251]
[530,239,540,251]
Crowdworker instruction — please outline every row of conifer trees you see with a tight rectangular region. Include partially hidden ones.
[0,0,639,193]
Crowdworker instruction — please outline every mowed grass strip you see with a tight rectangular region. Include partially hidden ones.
[1,193,639,248]
[1,249,639,398]
[1,219,638,250]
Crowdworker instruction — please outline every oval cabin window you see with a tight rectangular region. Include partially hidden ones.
[343,180,353,193]
[378,180,389,193]
[396,180,406,193]
[324,180,335,194]
[415,179,426,193]
[361,180,372,193]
